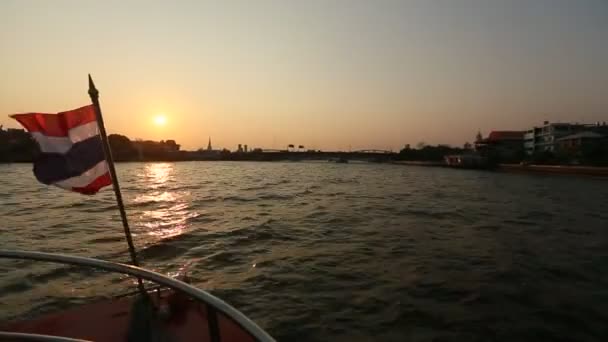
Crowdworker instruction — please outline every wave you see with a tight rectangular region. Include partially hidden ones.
[222,195,257,202]
[87,235,125,244]
[397,208,463,220]
[258,193,294,200]
[4,162,608,340]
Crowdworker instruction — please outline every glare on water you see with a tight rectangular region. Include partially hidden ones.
[1,161,608,341]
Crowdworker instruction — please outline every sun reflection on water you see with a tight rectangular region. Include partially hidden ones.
[134,163,198,241]
[143,163,174,188]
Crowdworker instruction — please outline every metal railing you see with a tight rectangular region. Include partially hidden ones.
[0,331,91,342]
[0,250,275,342]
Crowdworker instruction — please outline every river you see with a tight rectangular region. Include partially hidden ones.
[1,161,608,341]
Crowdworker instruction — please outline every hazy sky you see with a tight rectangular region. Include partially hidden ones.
[1,0,607,151]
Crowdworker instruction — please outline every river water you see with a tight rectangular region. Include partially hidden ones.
[1,161,608,341]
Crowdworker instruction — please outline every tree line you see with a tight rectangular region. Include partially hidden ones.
[0,129,183,162]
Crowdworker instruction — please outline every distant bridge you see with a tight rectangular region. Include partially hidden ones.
[352,149,393,154]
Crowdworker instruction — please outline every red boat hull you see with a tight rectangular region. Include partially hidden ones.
[2,291,256,342]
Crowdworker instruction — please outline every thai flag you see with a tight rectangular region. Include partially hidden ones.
[11,105,112,194]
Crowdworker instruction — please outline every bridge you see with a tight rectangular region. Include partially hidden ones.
[352,149,393,154]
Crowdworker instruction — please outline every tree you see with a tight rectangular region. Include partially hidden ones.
[581,142,608,166]
[164,139,180,151]
[0,128,37,162]
[108,134,137,161]
[398,144,464,161]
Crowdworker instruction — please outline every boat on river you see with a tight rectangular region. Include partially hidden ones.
[443,154,488,169]
[328,157,348,163]
[1,77,275,342]
[0,250,275,342]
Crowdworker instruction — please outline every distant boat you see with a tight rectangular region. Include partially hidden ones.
[444,154,488,169]
[335,157,349,164]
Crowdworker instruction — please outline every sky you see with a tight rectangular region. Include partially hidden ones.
[1,0,607,151]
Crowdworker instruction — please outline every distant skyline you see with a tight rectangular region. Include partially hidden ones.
[1,0,607,151]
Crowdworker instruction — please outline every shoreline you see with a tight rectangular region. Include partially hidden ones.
[3,159,608,178]
[392,160,608,178]
[391,160,446,167]
[498,164,608,177]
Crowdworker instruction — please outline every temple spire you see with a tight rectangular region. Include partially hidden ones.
[207,136,212,151]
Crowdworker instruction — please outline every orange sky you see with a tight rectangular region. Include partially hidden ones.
[1,1,607,151]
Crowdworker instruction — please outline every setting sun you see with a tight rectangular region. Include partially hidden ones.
[153,115,167,126]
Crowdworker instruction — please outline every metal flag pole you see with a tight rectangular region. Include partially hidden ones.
[88,74,146,294]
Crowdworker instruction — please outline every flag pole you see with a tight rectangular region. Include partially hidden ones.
[88,74,146,294]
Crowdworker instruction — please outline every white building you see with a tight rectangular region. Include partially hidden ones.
[524,121,588,155]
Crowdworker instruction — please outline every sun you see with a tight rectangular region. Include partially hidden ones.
[153,115,167,126]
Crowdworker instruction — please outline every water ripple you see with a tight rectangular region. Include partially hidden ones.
[1,162,608,341]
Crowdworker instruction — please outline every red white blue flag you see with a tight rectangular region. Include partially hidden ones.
[11,105,112,194]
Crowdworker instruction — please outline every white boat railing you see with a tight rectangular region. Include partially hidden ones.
[0,331,92,342]
[0,249,275,342]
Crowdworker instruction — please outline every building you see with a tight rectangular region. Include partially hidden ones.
[556,131,606,151]
[206,137,213,151]
[523,129,536,155]
[475,130,524,162]
[534,122,584,153]
[524,121,608,155]
[198,137,221,155]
